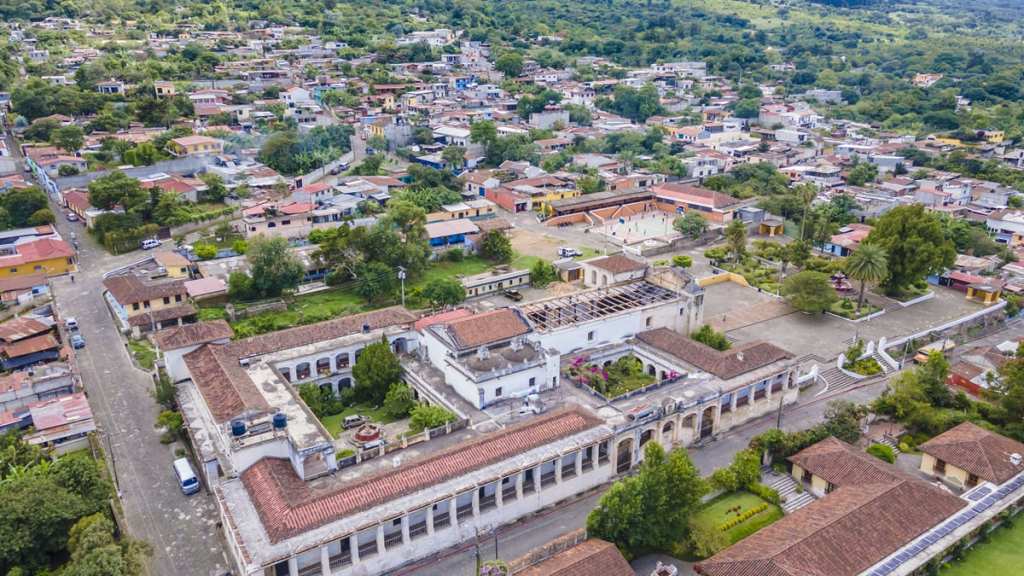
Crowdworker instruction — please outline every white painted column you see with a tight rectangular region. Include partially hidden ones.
[472,489,480,517]
[426,506,435,536]
[575,450,583,477]
[375,525,385,555]
[450,496,460,528]
[350,536,360,564]
[401,515,410,545]
[320,544,331,575]
[287,557,298,576]
[516,471,525,498]
[495,482,503,507]
[555,460,563,484]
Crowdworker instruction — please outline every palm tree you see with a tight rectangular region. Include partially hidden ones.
[845,244,888,313]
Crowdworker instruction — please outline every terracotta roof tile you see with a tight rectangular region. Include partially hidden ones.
[444,308,531,350]
[919,421,1024,484]
[518,539,635,576]
[695,479,965,576]
[241,407,604,543]
[0,317,51,343]
[126,304,197,327]
[788,436,904,488]
[152,320,233,350]
[637,328,793,380]
[586,254,647,275]
[103,275,187,305]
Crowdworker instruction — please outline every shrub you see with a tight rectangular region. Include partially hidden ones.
[688,520,729,559]
[446,248,464,262]
[193,242,217,260]
[692,324,731,351]
[747,482,781,505]
[866,443,896,463]
[383,383,415,419]
[717,503,769,531]
[672,255,693,268]
[409,404,456,433]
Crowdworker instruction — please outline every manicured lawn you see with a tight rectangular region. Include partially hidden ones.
[128,340,156,370]
[941,518,1024,575]
[685,491,784,558]
[605,374,657,398]
[319,404,400,438]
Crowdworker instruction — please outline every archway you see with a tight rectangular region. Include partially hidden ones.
[616,438,634,474]
[661,421,675,445]
[700,406,716,439]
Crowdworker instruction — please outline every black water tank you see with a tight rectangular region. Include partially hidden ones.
[272,412,287,429]
[231,420,246,436]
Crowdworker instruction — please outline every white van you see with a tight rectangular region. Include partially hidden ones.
[173,458,200,495]
[140,238,161,250]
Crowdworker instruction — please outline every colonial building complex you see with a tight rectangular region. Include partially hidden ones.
[172,265,808,576]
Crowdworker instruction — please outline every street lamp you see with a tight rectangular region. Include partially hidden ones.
[397,266,407,307]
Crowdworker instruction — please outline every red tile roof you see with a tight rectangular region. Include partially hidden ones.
[788,436,902,488]
[152,320,233,350]
[0,238,74,269]
[586,254,647,275]
[695,477,965,576]
[103,275,187,305]
[443,308,531,350]
[241,407,604,543]
[919,421,1024,484]
[0,317,51,343]
[518,539,635,576]
[3,333,59,358]
[637,328,793,380]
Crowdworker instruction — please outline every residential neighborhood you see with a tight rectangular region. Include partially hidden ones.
[3,2,1024,576]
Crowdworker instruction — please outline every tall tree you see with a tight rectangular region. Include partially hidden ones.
[724,218,747,262]
[782,270,838,313]
[351,338,403,405]
[247,235,304,297]
[587,442,707,559]
[844,244,888,312]
[674,211,708,239]
[868,205,955,294]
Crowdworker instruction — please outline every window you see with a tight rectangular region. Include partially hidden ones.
[33,265,42,271]
[282,220,291,226]
[267,222,276,228]
[529,377,536,386]
[8,268,16,273]
[143,301,151,309]
[295,362,311,380]
[645,316,653,327]
[175,295,183,303]
[163,297,170,305]
[495,387,502,397]
[132,303,140,311]
[587,331,594,341]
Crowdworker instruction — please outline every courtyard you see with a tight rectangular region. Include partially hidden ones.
[703,280,992,359]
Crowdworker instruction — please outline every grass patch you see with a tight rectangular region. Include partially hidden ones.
[844,356,883,376]
[721,257,781,294]
[128,340,156,370]
[319,403,401,438]
[941,518,1024,575]
[679,491,783,560]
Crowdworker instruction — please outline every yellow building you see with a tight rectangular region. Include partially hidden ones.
[167,135,224,157]
[0,238,76,279]
[153,251,191,279]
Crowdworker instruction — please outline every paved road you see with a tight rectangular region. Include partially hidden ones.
[45,183,228,574]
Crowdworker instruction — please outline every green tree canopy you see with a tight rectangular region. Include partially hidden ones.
[867,204,955,294]
[782,270,838,313]
[247,235,305,298]
[351,339,403,405]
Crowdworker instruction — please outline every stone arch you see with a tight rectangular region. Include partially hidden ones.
[647,364,656,377]
[661,420,675,445]
[700,405,716,439]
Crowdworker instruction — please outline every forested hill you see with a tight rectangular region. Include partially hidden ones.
[3,0,1024,137]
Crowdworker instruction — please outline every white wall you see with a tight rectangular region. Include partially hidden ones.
[535,302,686,354]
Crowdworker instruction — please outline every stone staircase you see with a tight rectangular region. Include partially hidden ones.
[876,434,902,457]
[818,365,861,394]
[762,467,815,514]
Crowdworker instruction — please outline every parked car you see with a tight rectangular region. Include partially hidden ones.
[503,288,524,302]
[65,212,79,222]
[558,247,583,258]
[65,317,79,331]
[173,458,200,496]
[140,238,161,250]
[70,334,86,349]
[342,415,367,429]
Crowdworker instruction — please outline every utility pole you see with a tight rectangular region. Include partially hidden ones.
[397,266,406,307]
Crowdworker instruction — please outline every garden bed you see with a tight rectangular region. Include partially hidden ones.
[828,298,883,320]
[720,258,782,294]
[679,491,783,560]
[320,404,403,438]
[566,355,659,399]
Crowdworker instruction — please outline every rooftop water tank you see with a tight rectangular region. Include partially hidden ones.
[231,420,246,437]
[273,412,288,430]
